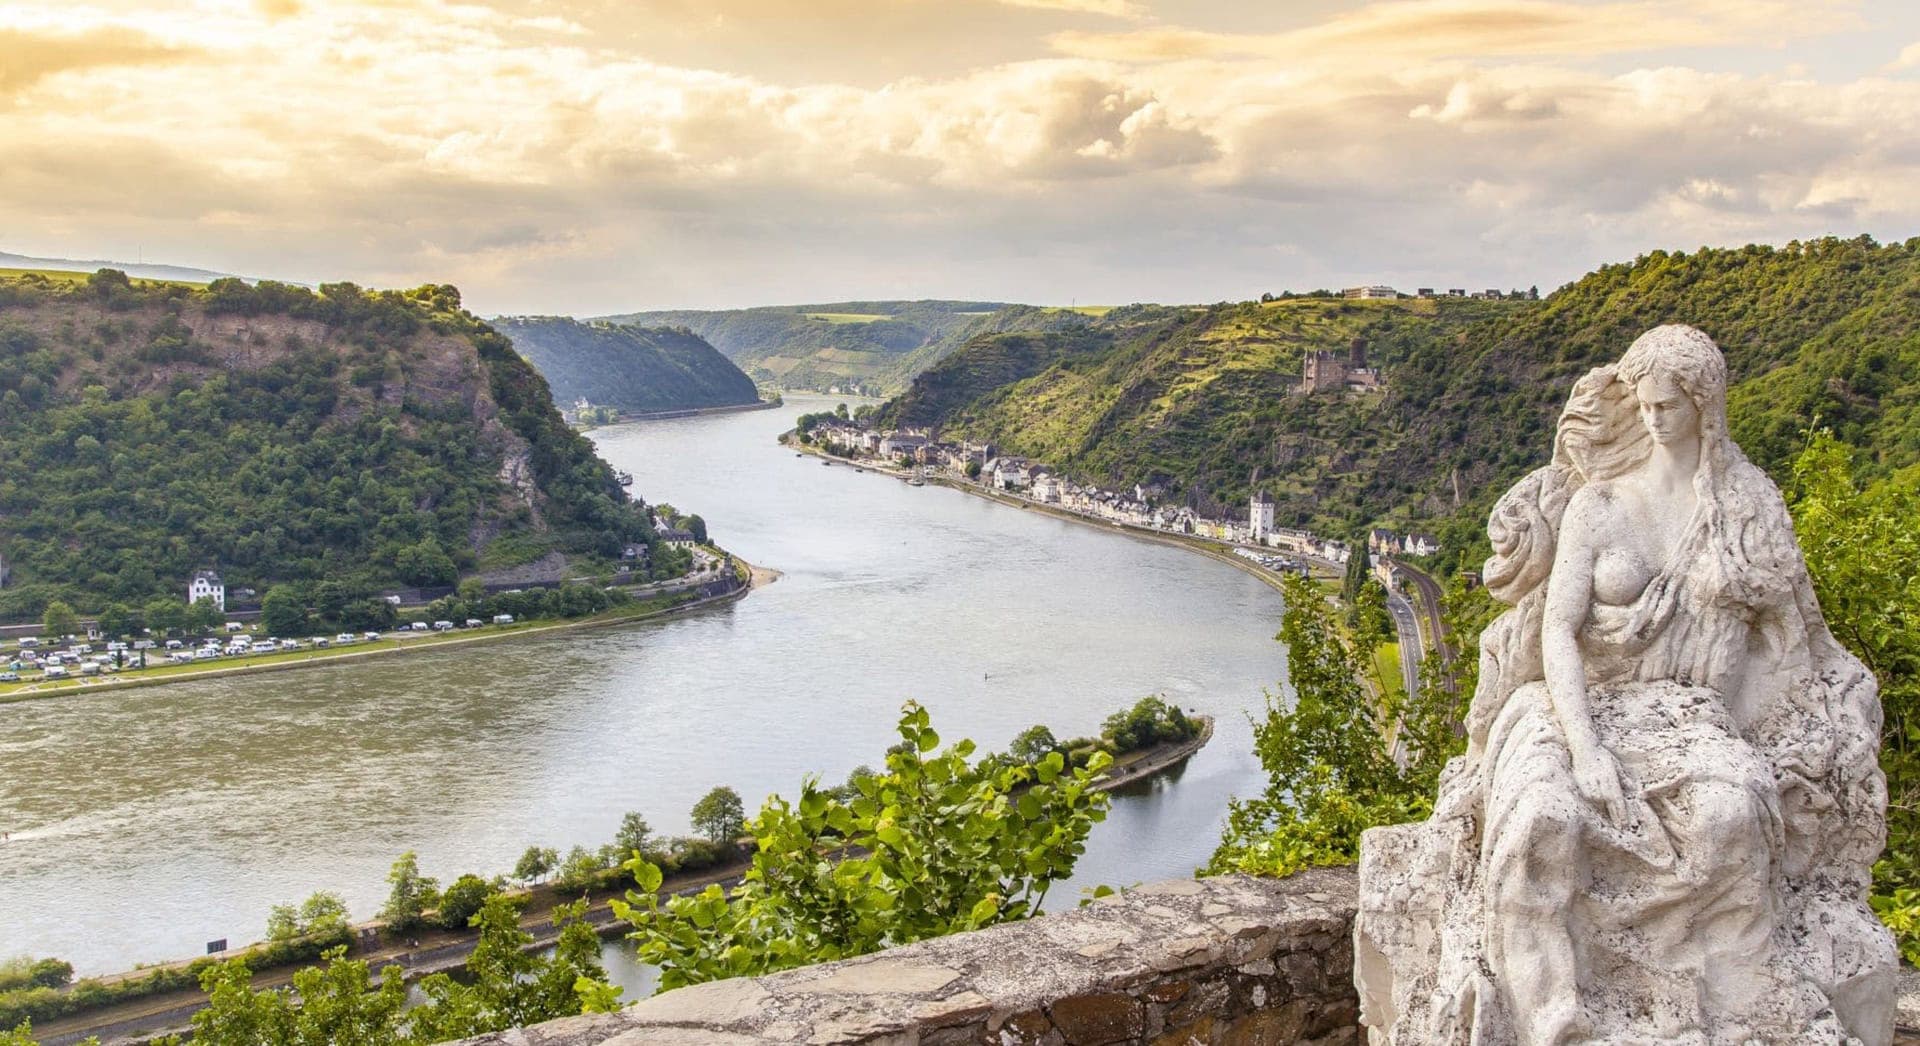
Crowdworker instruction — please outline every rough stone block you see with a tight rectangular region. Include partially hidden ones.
[1049,992,1146,1045]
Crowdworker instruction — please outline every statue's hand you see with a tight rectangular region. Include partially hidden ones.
[1570,740,1629,823]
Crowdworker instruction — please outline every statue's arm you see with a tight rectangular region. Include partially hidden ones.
[1543,489,1629,820]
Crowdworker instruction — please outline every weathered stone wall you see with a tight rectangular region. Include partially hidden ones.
[456,867,1359,1045]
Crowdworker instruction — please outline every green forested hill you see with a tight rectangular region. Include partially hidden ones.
[597,300,1090,395]
[494,316,759,413]
[0,271,663,619]
[881,236,1920,550]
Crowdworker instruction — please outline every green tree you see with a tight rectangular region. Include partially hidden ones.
[1100,696,1198,753]
[188,960,295,1046]
[552,846,608,893]
[297,892,350,939]
[1351,577,1393,644]
[436,874,494,931]
[143,596,185,636]
[1007,724,1059,765]
[1790,433,1920,960]
[612,702,1112,991]
[186,947,406,1046]
[512,845,557,885]
[394,540,456,587]
[26,961,72,991]
[685,515,708,545]
[187,596,224,634]
[688,787,745,845]
[613,812,653,857]
[40,601,76,640]
[1342,540,1372,603]
[284,947,407,1046]
[377,851,439,935]
[261,586,307,637]
[1206,573,1449,878]
[408,896,608,1041]
[96,603,137,639]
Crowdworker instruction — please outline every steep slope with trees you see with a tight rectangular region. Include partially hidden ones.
[881,236,1920,552]
[598,300,1090,395]
[493,317,760,414]
[0,271,665,620]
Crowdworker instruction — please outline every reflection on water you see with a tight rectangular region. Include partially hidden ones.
[0,397,1286,976]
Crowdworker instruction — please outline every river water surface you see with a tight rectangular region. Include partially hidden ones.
[0,396,1287,978]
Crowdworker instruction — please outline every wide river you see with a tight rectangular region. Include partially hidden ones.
[0,396,1288,982]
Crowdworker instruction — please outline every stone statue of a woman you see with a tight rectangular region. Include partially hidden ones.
[1356,326,1895,1045]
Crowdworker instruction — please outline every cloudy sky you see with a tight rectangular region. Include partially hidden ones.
[4,0,1919,314]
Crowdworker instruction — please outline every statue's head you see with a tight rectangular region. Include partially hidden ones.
[1616,325,1727,451]
[1554,324,1730,484]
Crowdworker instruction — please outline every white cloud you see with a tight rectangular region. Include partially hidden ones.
[0,0,1913,313]
[997,0,1150,21]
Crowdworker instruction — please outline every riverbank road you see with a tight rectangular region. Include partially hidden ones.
[1388,556,1453,666]
[1386,588,1422,697]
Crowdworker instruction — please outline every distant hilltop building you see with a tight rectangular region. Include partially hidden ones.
[188,569,225,611]
[1300,337,1382,394]
[1342,285,1398,300]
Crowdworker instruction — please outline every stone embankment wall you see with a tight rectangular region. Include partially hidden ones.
[455,867,1360,1046]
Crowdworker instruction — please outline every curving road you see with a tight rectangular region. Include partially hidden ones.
[1387,557,1453,668]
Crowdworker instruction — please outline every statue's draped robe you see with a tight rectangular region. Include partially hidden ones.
[1356,455,1893,1046]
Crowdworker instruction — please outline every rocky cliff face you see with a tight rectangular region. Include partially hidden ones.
[0,273,657,616]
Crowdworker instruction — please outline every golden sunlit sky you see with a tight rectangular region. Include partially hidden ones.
[5,0,1920,314]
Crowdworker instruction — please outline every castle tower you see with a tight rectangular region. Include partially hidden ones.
[1250,489,1276,542]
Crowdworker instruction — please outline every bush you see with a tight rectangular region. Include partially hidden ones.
[0,926,351,1030]
[553,845,612,894]
[666,837,732,873]
[436,874,495,930]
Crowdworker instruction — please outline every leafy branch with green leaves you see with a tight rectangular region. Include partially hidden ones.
[611,701,1112,991]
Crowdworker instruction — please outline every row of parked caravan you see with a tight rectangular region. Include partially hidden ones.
[1,613,519,683]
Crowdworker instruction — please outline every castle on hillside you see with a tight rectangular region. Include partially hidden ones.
[1300,337,1382,394]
